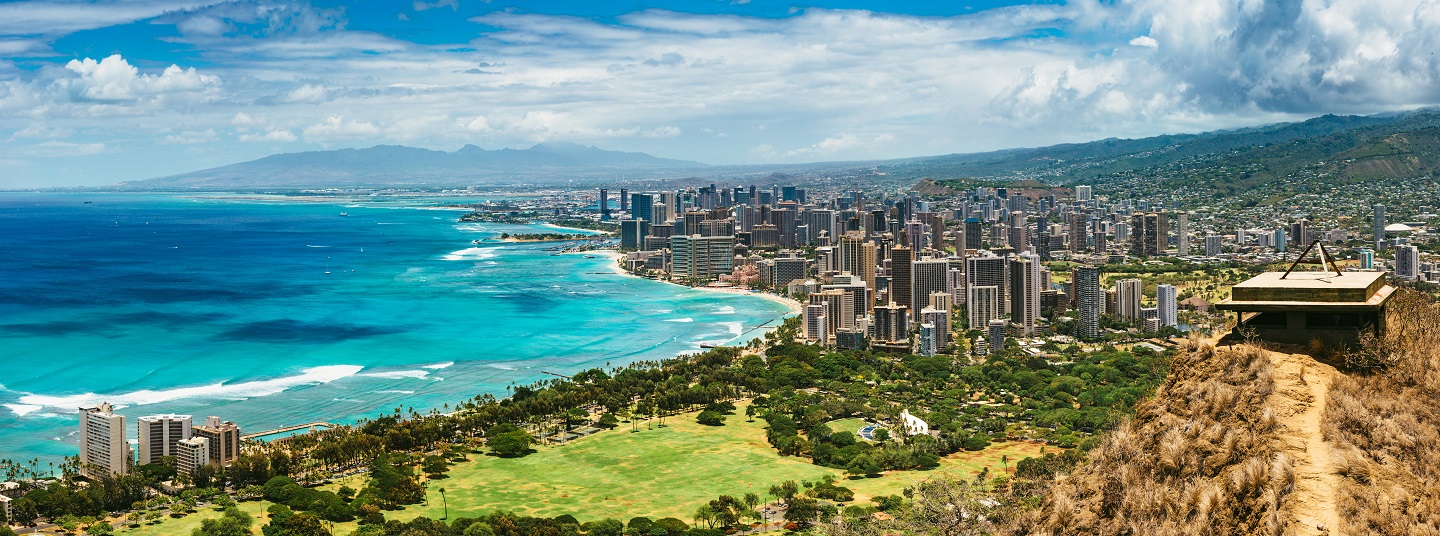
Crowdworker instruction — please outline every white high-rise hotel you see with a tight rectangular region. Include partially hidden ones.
[138,414,193,466]
[80,403,129,478]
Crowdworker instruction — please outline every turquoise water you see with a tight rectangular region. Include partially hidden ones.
[0,193,789,464]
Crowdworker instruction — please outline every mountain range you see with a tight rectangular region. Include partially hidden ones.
[121,142,708,189]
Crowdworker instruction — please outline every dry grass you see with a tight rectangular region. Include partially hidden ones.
[1007,336,1290,535]
[1323,290,1440,535]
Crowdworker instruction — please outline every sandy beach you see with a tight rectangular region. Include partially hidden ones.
[587,249,803,315]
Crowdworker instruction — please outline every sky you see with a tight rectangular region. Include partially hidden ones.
[2,0,1440,187]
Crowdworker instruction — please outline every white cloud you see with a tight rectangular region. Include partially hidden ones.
[239,129,296,142]
[60,54,220,103]
[282,84,329,103]
[1129,35,1158,48]
[302,115,380,140]
[163,129,218,144]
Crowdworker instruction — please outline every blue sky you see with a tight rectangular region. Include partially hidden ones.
[2,0,1438,187]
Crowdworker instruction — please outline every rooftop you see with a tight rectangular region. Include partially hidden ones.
[1218,270,1394,310]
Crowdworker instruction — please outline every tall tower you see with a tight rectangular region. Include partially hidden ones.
[1115,278,1143,320]
[911,259,950,326]
[1373,205,1386,249]
[1157,283,1178,328]
[599,188,610,220]
[1074,266,1101,339]
[1009,253,1041,336]
[891,246,912,317]
[1177,211,1190,256]
[79,403,129,478]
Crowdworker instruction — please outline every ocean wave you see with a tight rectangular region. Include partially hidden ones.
[717,321,744,336]
[4,404,42,417]
[664,318,694,323]
[442,247,499,261]
[15,365,364,412]
[306,245,331,248]
[377,390,415,395]
[422,362,454,370]
[486,364,517,371]
[359,370,431,380]
[716,306,736,315]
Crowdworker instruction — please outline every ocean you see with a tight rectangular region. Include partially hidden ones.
[0,192,790,464]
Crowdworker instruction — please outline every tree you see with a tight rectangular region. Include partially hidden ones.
[580,518,624,536]
[11,499,37,527]
[783,496,820,527]
[85,521,114,535]
[488,431,533,458]
[438,487,447,520]
[0,526,15,536]
[194,506,253,536]
[696,410,726,426]
[462,522,495,536]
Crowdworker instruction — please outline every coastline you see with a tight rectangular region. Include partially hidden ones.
[586,249,804,315]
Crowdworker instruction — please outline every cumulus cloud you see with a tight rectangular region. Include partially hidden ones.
[59,54,220,103]
[303,115,380,140]
[239,129,296,142]
[163,129,218,144]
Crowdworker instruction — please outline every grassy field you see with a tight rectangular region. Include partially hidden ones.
[121,402,1050,534]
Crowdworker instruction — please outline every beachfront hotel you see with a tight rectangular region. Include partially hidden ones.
[137,413,193,466]
[193,416,242,467]
[79,403,129,479]
[176,437,211,478]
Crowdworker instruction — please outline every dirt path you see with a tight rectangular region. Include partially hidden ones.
[1266,349,1343,535]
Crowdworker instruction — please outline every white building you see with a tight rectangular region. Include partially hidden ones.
[79,403,129,479]
[898,409,930,436]
[138,414,193,466]
[176,437,210,479]
[669,234,735,280]
[1115,278,1144,321]
[1157,283,1178,328]
[967,285,1001,330]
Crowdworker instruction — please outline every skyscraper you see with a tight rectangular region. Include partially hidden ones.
[1007,212,1028,252]
[1115,278,1143,321]
[873,302,909,343]
[1156,283,1178,328]
[1373,205,1386,250]
[839,233,877,294]
[1068,213,1088,252]
[1075,185,1093,202]
[1073,266,1102,339]
[987,319,1007,354]
[630,192,655,223]
[1205,235,1223,257]
[911,258,950,327]
[138,414,193,466]
[1176,211,1190,256]
[599,188,610,220]
[891,246,912,314]
[1009,253,1041,336]
[79,403,129,479]
[967,285,1001,330]
[1396,244,1420,279]
[964,218,983,252]
[670,235,735,280]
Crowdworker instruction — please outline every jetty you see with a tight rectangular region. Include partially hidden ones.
[243,421,334,441]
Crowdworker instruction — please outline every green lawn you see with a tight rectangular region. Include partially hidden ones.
[116,500,270,536]
[123,402,1053,535]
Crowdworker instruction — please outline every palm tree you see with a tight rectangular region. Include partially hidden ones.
[1001,455,1009,476]
[439,487,448,520]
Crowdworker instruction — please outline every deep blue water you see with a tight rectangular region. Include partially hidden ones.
[0,193,788,464]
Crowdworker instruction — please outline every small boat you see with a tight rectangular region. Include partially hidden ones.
[472,239,481,244]
[584,255,596,258]
[339,212,349,217]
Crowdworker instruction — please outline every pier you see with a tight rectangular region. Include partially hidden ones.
[243,421,334,441]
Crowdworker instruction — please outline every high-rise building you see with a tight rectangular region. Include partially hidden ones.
[1205,235,1223,257]
[911,259,950,326]
[1068,213,1088,252]
[1075,185,1093,202]
[1274,228,1288,252]
[138,414,192,466]
[1157,283,1178,328]
[987,319,1007,354]
[176,437,210,479]
[918,323,937,356]
[620,219,649,250]
[1176,211,1190,256]
[1073,266,1102,339]
[1009,253,1041,336]
[772,257,807,289]
[193,417,241,467]
[619,188,629,211]
[964,218,983,252]
[670,235,735,280]
[839,233,877,294]
[891,246,912,316]
[630,192,655,222]
[1007,212,1028,252]
[1373,205,1386,250]
[873,303,909,343]
[1396,244,1420,279]
[967,285,1001,330]
[1115,278,1143,321]
[1360,248,1375,270]
[79,403,129,479]
[923,307,950,353]
[803,304,829,344]
[599,188,610,220]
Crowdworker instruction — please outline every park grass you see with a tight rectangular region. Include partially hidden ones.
[122,403,1051,534]
[823,417,870,437]
[116,500,270,536]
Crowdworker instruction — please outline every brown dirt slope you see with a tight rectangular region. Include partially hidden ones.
[1008,338,1293,535]
[1321,290,1440,535]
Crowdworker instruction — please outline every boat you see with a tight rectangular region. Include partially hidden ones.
[584,254,596,258]
[339,212,349,217]
[472,239,481,244]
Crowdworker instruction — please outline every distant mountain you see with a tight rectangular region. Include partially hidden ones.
[121,142,708,189]
[882,109,1440,189]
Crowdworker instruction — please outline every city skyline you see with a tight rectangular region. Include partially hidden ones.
[5,0,1440,187]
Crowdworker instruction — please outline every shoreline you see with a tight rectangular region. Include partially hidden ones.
[585,249,804,315]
